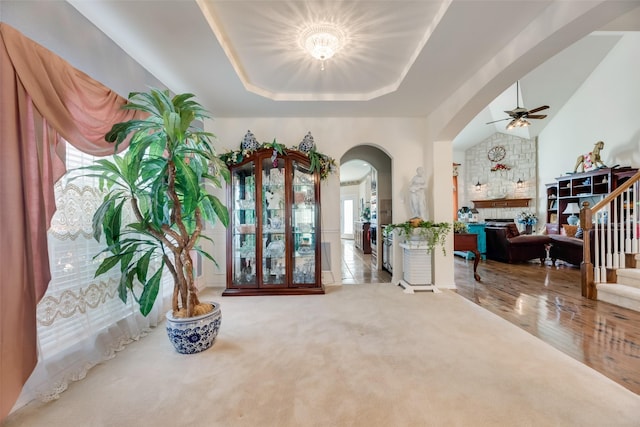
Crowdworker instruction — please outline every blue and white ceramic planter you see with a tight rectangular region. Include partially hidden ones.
[298,131,315,153]
[165,302,222,354]
[240,130,259,151]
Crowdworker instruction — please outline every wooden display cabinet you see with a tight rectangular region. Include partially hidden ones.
[224,148,324,296]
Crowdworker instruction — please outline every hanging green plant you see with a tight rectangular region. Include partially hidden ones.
[386,219,452,255]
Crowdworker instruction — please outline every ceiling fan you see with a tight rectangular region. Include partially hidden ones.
[486,81,549,129]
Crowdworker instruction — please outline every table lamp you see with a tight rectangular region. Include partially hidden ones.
[563,202,580,225]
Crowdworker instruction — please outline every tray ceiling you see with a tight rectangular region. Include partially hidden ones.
[66,0,640,148]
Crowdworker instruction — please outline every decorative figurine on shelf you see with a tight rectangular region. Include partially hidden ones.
[265,189,283,210]
[409,167,428,220]
[298,131,316,153]
[457,206,470,223]
[574,140,606,173]
[468,208,479,223]
[241,130,259,151]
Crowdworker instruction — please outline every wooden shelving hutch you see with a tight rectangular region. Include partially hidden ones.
[545,167,638,227]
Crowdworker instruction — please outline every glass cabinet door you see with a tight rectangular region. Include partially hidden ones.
[262,156,287,285]
[291,160,317,285]
[231,161,257,286]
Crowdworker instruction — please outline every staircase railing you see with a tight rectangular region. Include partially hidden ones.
[581,170,640,299]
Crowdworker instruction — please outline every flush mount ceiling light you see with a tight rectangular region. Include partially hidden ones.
[299,23,345,71]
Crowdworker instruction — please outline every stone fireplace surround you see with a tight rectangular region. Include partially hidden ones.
[460,133,537,229]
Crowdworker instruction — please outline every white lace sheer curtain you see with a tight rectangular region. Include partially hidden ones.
[14,143,171,409]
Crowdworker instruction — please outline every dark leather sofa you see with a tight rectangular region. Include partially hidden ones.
[485,222,552,264]
[546,225,599,266]
[548,235,584,266]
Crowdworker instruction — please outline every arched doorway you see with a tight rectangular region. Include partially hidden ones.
[340,145,392,284]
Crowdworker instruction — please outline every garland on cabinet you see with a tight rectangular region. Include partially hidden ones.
[220,130,337,181]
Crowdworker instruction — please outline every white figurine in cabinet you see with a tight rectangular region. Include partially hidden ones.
[265,189,283,209]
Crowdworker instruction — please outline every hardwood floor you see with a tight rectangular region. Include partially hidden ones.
[454,256,640,395]
[341,239,640,395]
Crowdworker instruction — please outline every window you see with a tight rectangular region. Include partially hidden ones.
[343,199,354,235]
[16,142,169,406]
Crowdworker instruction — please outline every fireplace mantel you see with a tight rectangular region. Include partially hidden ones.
[472,198,530,209]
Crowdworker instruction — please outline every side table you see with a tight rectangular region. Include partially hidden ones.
[453,233,481,281]
[453,223,486,260]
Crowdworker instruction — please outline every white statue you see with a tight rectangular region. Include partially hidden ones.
[409,167,427,220]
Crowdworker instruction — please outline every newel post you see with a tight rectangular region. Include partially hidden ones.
[580,201,596,299]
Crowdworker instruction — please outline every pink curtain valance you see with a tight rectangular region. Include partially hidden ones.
[0,23,143,421]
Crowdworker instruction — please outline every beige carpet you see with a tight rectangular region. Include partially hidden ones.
[5,284,640,427]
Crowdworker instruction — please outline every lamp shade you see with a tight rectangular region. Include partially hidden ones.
[563,202,580,225]
[563,203,580,214]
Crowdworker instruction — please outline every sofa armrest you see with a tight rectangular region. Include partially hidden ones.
[485,226,511,262]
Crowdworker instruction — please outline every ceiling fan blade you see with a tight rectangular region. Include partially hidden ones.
[486,117,510,125]
[527,105,549,114]
[505,107,526,115]
[527,114,547,119]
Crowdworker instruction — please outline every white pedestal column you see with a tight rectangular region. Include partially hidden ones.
[398,242,441,294]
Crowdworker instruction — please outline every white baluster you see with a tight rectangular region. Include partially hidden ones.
[631,182,640,254]
[625,189,632,254]
[613,197,619,269]
[594,218,601,283]
[605,205,613,269]
[601,214,609,282]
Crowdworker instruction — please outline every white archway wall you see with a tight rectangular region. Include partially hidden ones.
[204,117,437,287]
[341,145,392,225]
[431,140,455,288]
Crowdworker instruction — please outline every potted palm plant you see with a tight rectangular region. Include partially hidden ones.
[80,88,230,354]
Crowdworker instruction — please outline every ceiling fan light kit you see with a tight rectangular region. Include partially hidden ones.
[506,118,531,130]
[486,81,549,130]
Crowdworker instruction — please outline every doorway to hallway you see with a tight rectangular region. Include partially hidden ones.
[339,144,392,285]
[341,239,391,284]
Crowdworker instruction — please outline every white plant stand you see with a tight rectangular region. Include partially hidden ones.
[398,242,440,294]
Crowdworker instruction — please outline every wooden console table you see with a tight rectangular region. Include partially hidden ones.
[454,233,481,281]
